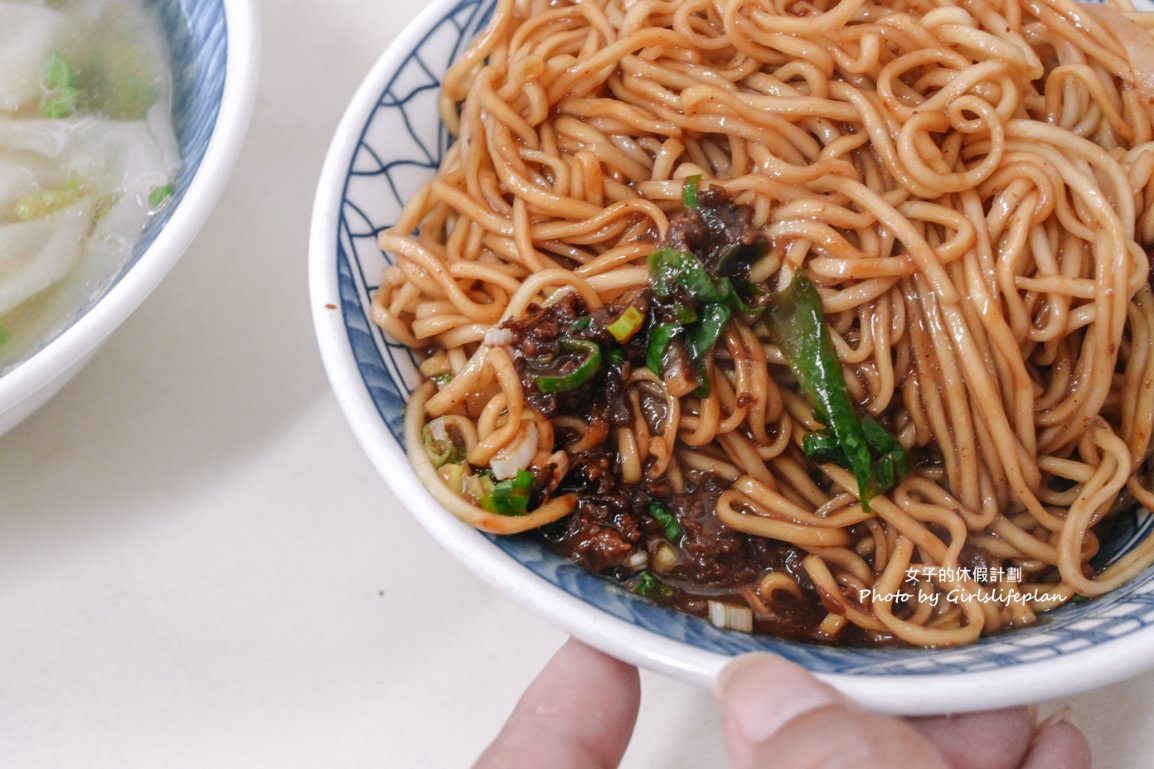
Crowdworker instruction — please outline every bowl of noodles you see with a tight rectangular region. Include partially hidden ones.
[311,0,1154,713]
[0,0,258,436]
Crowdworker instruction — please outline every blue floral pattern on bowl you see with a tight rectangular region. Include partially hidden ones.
[328,0,1154,679]
[126,0,228,274]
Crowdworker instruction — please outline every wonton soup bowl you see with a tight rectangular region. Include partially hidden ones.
[309,0,1154,715]
[0,0,258,436]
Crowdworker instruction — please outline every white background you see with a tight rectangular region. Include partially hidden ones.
[1,1,1153,766]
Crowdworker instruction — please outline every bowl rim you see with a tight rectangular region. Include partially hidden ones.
[0,0,261,417]
[308,0,1154,715]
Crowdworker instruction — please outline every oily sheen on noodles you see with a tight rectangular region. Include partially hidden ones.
[375,0,1154,648]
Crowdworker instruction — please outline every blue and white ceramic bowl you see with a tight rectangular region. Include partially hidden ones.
[310,0,1154,714]
[0,0,259,436]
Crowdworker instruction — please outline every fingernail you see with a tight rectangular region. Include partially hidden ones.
[1040,706,1078,731]
[715,653,844,744]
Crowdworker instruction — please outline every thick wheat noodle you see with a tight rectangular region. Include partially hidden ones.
[376,0,1154,646]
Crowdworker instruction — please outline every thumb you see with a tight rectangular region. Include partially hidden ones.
[715,653,951,769]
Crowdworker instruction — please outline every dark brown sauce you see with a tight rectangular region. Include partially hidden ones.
[535,461,901,647]
[501,188,904,647]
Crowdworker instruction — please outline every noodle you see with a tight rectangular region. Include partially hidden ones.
[376,0,1154,646]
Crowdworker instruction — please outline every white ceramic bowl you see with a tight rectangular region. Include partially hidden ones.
[310,0,1154,714]
[0,0,259,436]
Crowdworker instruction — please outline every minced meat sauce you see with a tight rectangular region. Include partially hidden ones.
[533,443,877,644]
[493,186,892,646]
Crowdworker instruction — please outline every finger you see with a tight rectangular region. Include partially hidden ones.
[472,638,640,769]
[908,707,1033,769]
[1019,714,1092,769]
[716,653,952,769]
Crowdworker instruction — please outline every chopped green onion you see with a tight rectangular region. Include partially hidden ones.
[438,462,464,495]
[652,543,678,573]
[1071,594,1091,605]
[535,337,602,394]
[648,248,726,303]
[42,51,78,119]
[673,300,698,325]
[467,473,497,512]
[649,502,682,541]
[421,425,461,468]
[648,249,681,298]
[714,238,769,278]
[633,570,675,600]
[766,271,905,510]
[607,305,646,343]
[682,174,702,209]
[46,51,75,90]
[15,180,83,220]
[432,373,452,385]
[802,429,844,464]
[491,468,534,516]
[148,184,174,208]
[861,416,906,494]
[724,277,769,316]
[685,301,731,361]
[708,600,754,632]
[646,322,680,375]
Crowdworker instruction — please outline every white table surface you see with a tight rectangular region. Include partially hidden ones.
[2,1,1154,766]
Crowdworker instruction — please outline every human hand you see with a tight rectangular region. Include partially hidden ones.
[473,639,1092,769]
[717,652,1091,769]
[472,638,640,768]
